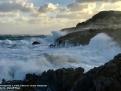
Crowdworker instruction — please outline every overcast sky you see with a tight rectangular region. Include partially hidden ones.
[0,0,121,35]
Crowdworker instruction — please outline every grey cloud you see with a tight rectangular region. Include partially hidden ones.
[39,4,49,13]
[0,1,34,12]
[67,3,88,11]
[39,3,57,13]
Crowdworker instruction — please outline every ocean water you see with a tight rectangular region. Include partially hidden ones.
[0,32,120,81]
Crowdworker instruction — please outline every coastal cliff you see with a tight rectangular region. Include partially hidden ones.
[55,11,121,46]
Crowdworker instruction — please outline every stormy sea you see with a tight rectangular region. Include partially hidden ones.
[1,11,121,91]
[0,31,120,81]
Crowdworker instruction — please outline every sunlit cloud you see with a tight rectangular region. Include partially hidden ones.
[0,0,121,34]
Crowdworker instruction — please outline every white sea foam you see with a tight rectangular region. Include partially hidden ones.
[0,33,120,81]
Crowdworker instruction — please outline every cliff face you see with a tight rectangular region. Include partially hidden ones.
[55,11,121,46]
[55,29,99,46]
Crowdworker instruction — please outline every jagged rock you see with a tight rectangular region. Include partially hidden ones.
[25,68,84,91]
[1,67,84,91]
[49,44,56,48]
[72,53,121,91]
[32,41,40,45]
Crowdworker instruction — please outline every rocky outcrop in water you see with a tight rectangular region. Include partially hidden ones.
[32,41,41,45]
[55,11,121,46]
[1,53,121,91]
[55,29,99,46]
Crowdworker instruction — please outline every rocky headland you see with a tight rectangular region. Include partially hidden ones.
[55,11,121,46]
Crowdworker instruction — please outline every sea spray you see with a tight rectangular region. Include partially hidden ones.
[0,33,120,81]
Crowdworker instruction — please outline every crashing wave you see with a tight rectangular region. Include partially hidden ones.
[0,33,120,81]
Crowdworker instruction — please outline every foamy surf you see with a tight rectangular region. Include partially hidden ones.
[0,33,120,81]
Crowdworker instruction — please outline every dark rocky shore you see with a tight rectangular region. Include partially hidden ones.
[1,53,121,91]
[72,53,121,91]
